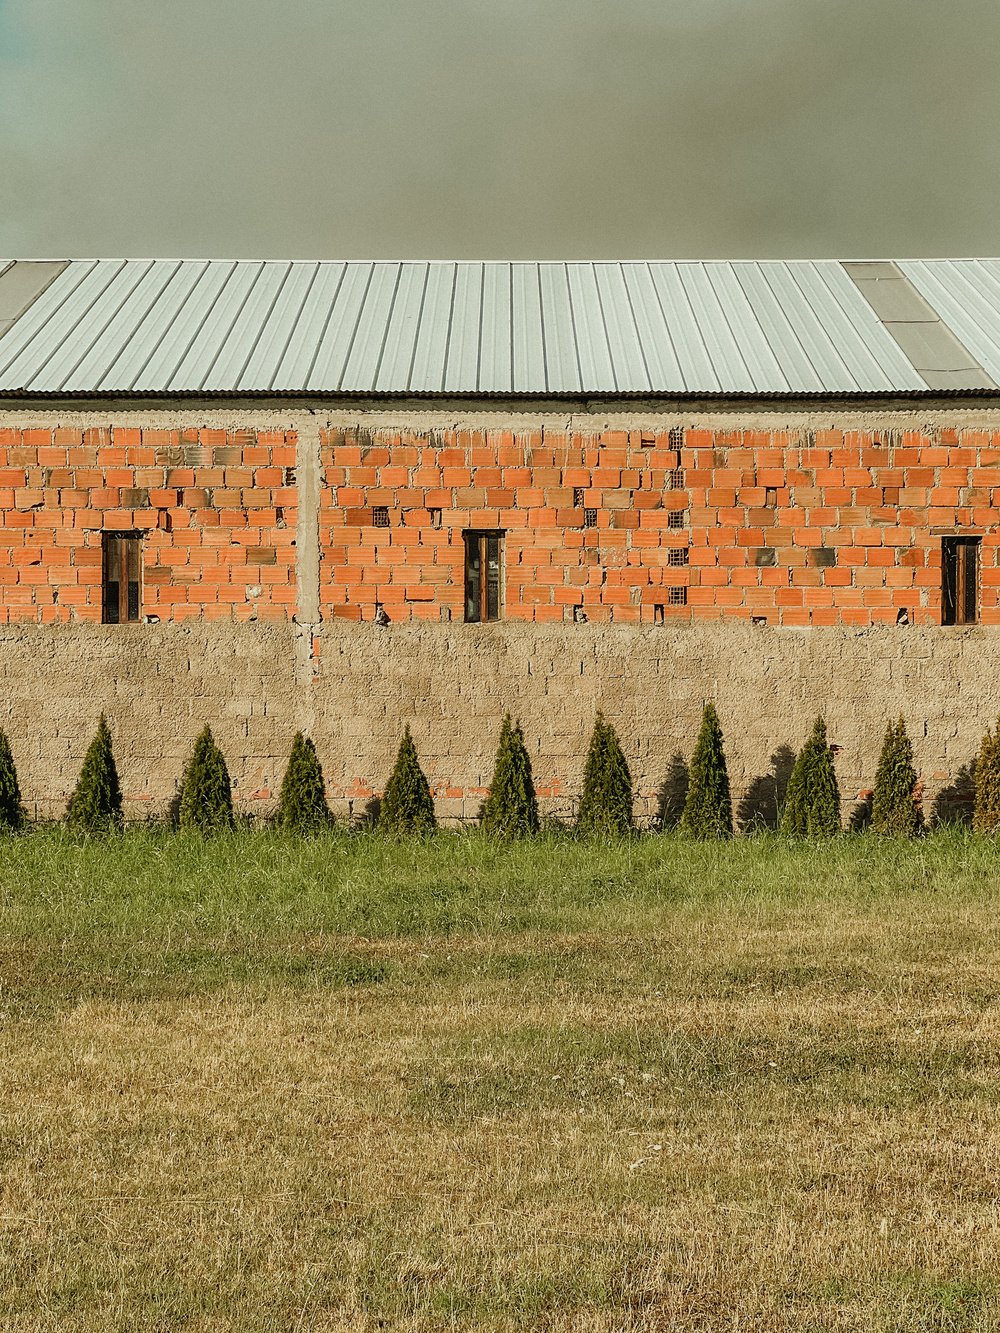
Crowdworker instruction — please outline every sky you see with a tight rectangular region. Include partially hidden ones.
[0,0,997,261]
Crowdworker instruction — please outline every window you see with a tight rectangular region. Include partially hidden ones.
[942,537,980,625]
[585,508,598,528]
[573,487,585,507]
[668,427,684,450]
[464,531,503,622]
[372,506,390,528]
[667,586,688,606]
[667,546,689,567]
[667,510,686,529]
[765,488,778,507]
[102,533,141,624]
[669,468,685,490]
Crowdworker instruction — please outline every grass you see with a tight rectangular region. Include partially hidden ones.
[0,827,999,1329]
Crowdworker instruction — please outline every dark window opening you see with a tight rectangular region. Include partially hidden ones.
[667,510,686,529]
[669,468,685,490]
[372,506,390,528]
[667,546,689,567]
[464,531,503,623]
[653,604,664,624]
[584,508,598,528]
[668,427,684,450]
[668,586,687,606]
[102,533,141,624]
[942,537,980,625]
[573,487,585,507]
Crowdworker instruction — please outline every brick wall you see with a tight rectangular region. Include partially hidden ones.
[2,415,1000,628]
[0,426,298,623]
[320,424,1000,627]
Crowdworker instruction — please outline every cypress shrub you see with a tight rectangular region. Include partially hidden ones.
[379,725,437,836]
[780,715,841,837]
[576,712,633,836]
[0,730,25,832]
[178,725,234,832]
[67,714,123,834]
[276,732,330,833]
[482,714,539,839]
[871,716,922,837]
[680,702,732,838]
[973,720,1000,833]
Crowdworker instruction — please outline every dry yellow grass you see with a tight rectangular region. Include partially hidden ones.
[1,897,999,1330]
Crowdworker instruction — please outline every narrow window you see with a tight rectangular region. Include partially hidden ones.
[653,604,664,624]
[585,508,598,528]
[942,537,980,625]
[668,427,684,450]
[765,487,778,508]
[372,506,390,528]
[428,508,442,529]
[102,533,142,624]
[667,586,687,606]
[464,531,503,622]
[668,510,686,529]
[669,468,685,490]
[573,487,585,508]
[667,546,689,567]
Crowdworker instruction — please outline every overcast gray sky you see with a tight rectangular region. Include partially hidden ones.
[0,0,996,260]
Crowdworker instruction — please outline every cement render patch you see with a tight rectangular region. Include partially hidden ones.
[0,620,996,827]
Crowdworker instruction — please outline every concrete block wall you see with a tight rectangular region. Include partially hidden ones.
[0,619,994,827]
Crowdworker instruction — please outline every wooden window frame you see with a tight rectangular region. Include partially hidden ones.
[942,536,980,625]
[102,532,142,624]
[463,530,504,623]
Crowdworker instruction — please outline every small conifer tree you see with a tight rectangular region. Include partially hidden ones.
[276,732,330,833]
[576,712,633,836]
[871,716,922,837]
[973,719,1000,833]
[378,725,437,836]
[482,715,539,839]
[67,714,123,834]
[680,702,732,838]
[0,730,25,832]
[178,726,234,832]
[780,715,841,837]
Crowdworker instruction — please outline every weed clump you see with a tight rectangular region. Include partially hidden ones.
[178,726,234,832]
[379,725,437,836]
[482,715,539,839]
[0,731,25,832]
[973,719,1000,833]
[576,712,633,837]
[781,715,841,837]
[276,732,330,833]
[680,702,732,838]
[871,716,922,837]
[67,715,123,834]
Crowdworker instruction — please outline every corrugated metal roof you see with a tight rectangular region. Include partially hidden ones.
[0,258,999,397]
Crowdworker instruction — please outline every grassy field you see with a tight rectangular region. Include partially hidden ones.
[1,828,999,1330]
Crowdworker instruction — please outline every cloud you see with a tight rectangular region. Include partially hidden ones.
[0,0,997,259]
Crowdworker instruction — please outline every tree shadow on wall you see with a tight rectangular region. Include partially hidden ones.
[848,793,873,832]
[736,744,796,833]
[931,761,977,827]
[655,753,689,830]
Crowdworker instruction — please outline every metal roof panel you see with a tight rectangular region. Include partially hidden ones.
[236,262,320,392]
[409,262,456,393]
[2,257,1000,397]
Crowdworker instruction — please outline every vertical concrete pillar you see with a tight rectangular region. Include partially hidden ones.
[295,422,322,624]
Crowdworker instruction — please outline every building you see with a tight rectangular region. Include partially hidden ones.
[1,257,999,823]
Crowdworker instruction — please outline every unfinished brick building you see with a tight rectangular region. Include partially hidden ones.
[2,257,1000,821]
